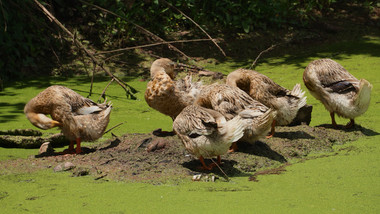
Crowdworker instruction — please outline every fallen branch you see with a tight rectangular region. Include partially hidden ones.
[104,122,124,134]
[250,44,277,69]
[33,0,137,99]
[0,133,67,148]
[160,0,226,57]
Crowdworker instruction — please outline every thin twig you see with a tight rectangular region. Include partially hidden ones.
[250,44,277,69]
[33,0,137,99]
[79,0,191,60]
[0,0,7,32]
[88,63,96,97]
[209,157,230,182]
[104,122,124,134]
[160,0,226,57]
[96,38,217,55]
[98,77,114,102]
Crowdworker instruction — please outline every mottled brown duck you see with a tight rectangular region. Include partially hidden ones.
[226,68,306,138]
[303,58,372,128]
[24,85,112,154]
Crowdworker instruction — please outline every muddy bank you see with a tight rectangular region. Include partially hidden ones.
[0,124,371,183]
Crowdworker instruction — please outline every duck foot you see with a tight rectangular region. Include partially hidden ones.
[228,142,238,153]
[345,119,355,129]
[266,120,276,139]
[198,156,222,171]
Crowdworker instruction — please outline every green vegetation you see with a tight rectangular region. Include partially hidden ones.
[1,34,379,213]
[0,0,379,213]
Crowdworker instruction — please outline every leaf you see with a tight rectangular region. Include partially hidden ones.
[242,21,250,33]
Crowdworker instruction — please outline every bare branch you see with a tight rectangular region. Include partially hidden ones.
[176,62,224,79]
[250,44,277,69]
[33,0,137,99]
[0,0,7,32]
[96,38,218,55]
[104,122,124,134]
[79,0,192,60]
[160,0,226,57]
[98,78,114,103]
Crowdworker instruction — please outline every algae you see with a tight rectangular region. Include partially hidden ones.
[0,35,379,213]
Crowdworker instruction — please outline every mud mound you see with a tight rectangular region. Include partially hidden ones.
[0,125,371,183]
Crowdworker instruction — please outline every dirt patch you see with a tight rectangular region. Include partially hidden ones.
[0,124,372,183]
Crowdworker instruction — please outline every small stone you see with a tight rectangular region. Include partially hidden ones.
[53,164,63,172]
[146,139,166,152]
[63,162,75,171]
[53,162,75,172]
[38,142,55,155]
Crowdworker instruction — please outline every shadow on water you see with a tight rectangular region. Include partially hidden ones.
[317,124,380,136]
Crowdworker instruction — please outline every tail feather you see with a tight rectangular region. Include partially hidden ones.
[219,115,246,143]
[354,79,372,107]
[290,84,307,109]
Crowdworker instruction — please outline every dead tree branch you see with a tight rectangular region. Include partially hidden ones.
[250,44,277,69]
[176,62,224,79]
[33,0,137,99]
[98,78,114,103]
[160,0,226,57]
[79,0,191,60]
[96,38,218,55]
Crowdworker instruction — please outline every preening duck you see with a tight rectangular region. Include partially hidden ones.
[144,58,202,121]
[24,85,112,154]
[173,105,249,170]
[195,84,276,149]
[303,58,372,128]
[226,68,306,137]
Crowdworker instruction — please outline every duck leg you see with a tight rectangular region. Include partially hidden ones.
[266,120,276,139]
[199,156,213,170]
[345,119,355,129]
[330,112,338,128]
[68,141,75,152]
[228,142,238,153]
[75,138,82,154]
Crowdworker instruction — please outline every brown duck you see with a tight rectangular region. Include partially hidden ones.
[226,68,306,137]
[303,58,372,128]
[24,85,112,154]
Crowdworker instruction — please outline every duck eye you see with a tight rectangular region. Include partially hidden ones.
[189,133,201,138]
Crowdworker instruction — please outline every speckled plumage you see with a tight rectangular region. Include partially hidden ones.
[144,58,202,120]
[173,105,247,159]
[195,84,276,143]
[226,69,307,126]
[24,85,112,152]
[303,58,372,126]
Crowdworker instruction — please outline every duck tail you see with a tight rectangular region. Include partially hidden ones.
[238,108,277,139]
[354,79,372,108]
[219,114,247,143]
[290,83,307,109]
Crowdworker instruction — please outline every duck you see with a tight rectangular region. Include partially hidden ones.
[144,58,203,121]
[173,104,251,170]
[303,58,372,128]
[226,68,307,137]
[195,84,276,151]
[24,85,112,154]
